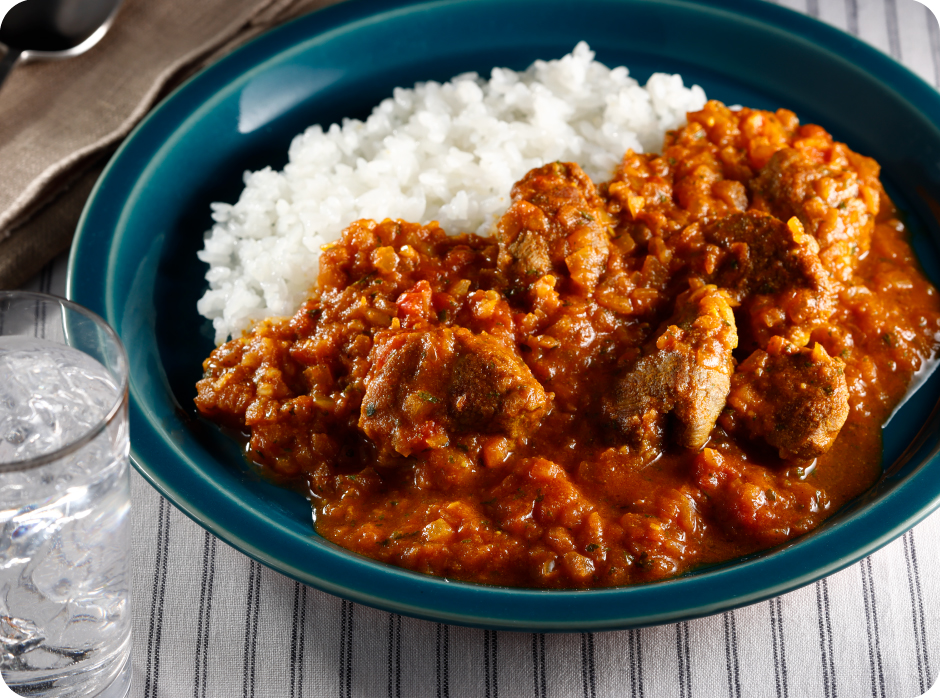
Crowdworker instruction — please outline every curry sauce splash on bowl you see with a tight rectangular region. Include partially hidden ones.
[194,101,940,588]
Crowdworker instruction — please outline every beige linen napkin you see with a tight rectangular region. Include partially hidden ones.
[0,0,342,289]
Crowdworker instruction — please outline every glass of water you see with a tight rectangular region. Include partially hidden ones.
[0,292,131,697]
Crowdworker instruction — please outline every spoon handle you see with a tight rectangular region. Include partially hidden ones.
[0,45,23,91]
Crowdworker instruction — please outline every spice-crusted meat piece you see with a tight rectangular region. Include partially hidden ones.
[604,282,738,452]
[750,144,881,282]
[722,338,849,460]
[702,211,834,348]
[495,162,611,295]
[705,212,829,300]
[359,327,551,458]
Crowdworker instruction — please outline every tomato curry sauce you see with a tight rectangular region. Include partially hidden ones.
[195,101,940,588]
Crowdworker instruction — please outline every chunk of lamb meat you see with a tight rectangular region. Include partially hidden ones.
[750,146,880,282]
[722,338,849,460]
[604,282,738,452]
[359,327,551,458]
[495,162,611,295]
[702,211,834,348]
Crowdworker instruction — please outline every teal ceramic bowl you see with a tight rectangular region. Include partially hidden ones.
[68,0,940,630]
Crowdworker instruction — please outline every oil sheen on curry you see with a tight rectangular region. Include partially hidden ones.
[195,101,940,588]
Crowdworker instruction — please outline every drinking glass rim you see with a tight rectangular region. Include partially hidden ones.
[0,290,130,473]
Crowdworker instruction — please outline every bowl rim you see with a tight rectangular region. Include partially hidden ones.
[66,0,940,631]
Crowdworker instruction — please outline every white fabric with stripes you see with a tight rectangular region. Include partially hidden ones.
[26,1,940,694]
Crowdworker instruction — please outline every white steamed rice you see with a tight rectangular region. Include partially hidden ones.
[196,42,707,343]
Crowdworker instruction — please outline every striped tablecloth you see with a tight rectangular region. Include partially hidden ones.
[27,1,940,695]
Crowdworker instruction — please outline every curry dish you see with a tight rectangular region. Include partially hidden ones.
[195,101,940,588]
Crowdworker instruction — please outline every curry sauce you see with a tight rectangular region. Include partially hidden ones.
[195,101,940,588]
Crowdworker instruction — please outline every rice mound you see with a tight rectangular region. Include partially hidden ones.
[196,42,707,343]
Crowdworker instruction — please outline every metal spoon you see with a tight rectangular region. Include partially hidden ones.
[0,0,124,89]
